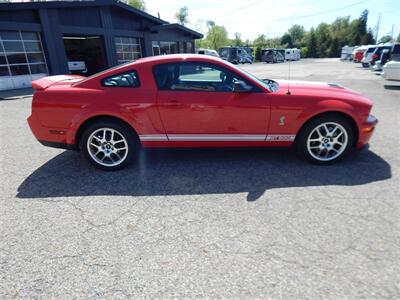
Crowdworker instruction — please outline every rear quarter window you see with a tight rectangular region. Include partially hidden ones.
[102,70,140,87]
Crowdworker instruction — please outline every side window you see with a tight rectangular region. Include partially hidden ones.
[102,71,140,87]
[153,62,249,92]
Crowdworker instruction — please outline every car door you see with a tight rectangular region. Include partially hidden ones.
[154,61,270,142]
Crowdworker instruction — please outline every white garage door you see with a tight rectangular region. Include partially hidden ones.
[0,30,48,91]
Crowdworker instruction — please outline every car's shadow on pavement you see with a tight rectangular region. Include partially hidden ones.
[17,148,391,201]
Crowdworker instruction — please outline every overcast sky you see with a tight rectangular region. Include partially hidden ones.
[145,0,399,41]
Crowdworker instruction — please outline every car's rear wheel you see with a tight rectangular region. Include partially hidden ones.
[296,115,354,164]
[80,121,138,171]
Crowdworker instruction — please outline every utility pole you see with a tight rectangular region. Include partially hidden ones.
[374,13,381,42]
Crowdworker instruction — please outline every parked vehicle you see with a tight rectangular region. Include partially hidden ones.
[276,48,286,61]
[361,45,377,67]
[261,49,276,63]
[370,45,393,66]
[341,46,355,61]
[352,46,368,63]
[218,46,253,64]
[196,48,220,57]
[285,48,301,61]
[382,60,400,81]
[261,49,280,63]
[372,49,390,72]
[390,43,400,61]
[381,45,400,80]
[28,54,378,170]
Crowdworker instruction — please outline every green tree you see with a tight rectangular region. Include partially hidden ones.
[253,34,267,48]
[175,6,189,26]
[378,35,392,43]
[206,20,216,28]
[300,47,309,58]
[233,32,243,46]
[281,33,293,48]
[307,28,317,57]
[350,9,368,45]
[205,24,228,50]
[397,33,400,42]
[315,23,331,57]
[255,47,262,61]
[126,0,146,11]
[288,24,305,48]
[330,17,351,47]
[362,28,375,45]
[329,37,340,57]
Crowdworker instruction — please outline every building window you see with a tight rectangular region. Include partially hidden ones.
[0,30,48,90]
[115,36,142,65]
[152,41,160,56]
[186,42,193,53]
[152,41,180,55]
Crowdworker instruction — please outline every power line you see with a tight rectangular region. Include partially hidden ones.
[210,0,265,19]
[217,0,371,24]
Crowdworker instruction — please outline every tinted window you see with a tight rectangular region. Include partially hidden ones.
[3,41,24,52]
[7,53,27,64]
[10,64,29,75]
[392,44,400,54]
[153,62,253,92]
[0,66,10,76]
[29,64,47,74]
[102,70,140,87]
[366,47,376,53]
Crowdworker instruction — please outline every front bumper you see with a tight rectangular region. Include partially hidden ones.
[357,114,378,148]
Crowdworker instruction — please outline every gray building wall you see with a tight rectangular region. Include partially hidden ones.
[0,0,202,90]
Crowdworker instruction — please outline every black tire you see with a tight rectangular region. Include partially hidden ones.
[80,121,139,171]
[296,114,354,165]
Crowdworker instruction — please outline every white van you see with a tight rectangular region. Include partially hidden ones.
[196,48,220,58]
[285,48,300,61]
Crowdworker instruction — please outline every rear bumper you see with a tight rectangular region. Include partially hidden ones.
[28,114,76,150]
[357,114,378,148]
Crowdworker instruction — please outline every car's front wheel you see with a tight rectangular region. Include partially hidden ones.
[296,115,354,164]
[80,121,138,170]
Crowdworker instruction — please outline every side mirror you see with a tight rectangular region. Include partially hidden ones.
[233,80,253,92]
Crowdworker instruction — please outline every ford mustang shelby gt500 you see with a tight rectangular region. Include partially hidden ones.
[28,54,377,170]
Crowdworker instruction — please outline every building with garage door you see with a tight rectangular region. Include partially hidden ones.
[0,0,203,90]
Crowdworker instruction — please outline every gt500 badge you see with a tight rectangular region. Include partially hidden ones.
[266,135,296,141]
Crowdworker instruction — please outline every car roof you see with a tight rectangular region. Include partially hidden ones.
[75,54,227,86]
[133,54,224,65]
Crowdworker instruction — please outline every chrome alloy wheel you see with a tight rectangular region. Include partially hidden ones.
[87,128,128,167]
[307,122,348,162]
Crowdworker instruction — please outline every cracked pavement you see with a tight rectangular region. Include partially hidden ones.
[1,59,399,299]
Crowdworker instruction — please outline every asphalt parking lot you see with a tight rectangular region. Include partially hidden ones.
[1,58,399,299]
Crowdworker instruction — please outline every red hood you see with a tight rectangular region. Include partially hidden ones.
[273,80,372,106]
[275,80,361,96]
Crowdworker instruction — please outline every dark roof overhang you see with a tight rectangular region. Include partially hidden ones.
[150,23,203,39]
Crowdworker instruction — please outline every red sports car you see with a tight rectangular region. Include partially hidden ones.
[28,54,378,170]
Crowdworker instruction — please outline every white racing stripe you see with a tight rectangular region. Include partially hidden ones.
[139,134,168,141]
[139,134,296,142]
[168,134,267,141]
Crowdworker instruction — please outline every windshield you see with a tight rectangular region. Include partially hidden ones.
[225,60,277,91]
